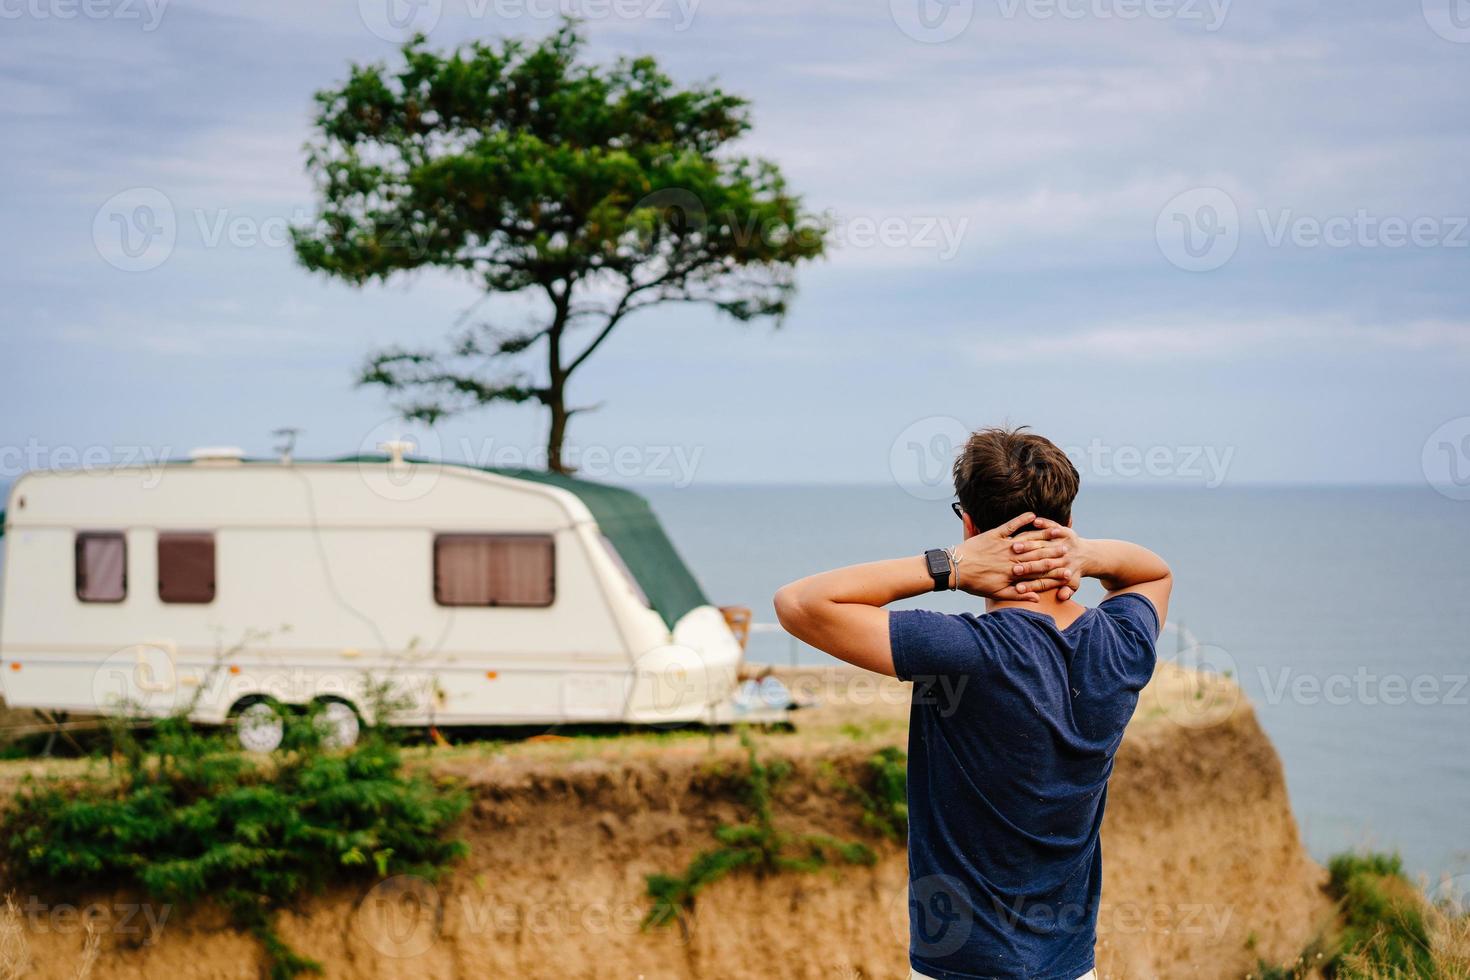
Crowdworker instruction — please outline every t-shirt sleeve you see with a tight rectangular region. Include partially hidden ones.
[1098,591,1161,642]
[889,609,985,682]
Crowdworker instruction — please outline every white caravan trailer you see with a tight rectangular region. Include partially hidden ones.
[0,448,755,750]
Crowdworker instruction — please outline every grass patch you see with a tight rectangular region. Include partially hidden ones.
[826,745,908,843]
[643,730,876,933]
[1256,851,1469,979]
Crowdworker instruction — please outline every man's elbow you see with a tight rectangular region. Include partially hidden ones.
[773,582,811,636]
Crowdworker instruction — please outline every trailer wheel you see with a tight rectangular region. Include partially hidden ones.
[313,699,360,750]
[234,700,284,754]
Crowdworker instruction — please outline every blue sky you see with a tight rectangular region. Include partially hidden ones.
[2,0,1468,488]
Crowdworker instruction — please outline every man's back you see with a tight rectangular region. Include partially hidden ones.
[772,427,1173,980]
[890,593,1160,980]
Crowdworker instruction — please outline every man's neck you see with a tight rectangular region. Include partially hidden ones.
[985,594,1087,628]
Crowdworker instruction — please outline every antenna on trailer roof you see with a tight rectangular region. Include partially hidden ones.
[273,428,301,464]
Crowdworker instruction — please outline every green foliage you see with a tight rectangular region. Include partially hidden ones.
[0,711,468,979]
[1326,853,1435,978]
[291,19,828,471]
[831,746,909,843]
[1251,936,1331,980]
[1257,851,1443,979]
[643,731,874,931]
[1329,852,1408,892]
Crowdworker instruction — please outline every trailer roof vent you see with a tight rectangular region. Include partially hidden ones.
[378,440,415,467]
[189,446,246,465]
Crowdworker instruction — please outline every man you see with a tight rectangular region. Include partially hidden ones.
[774,427,1170,980]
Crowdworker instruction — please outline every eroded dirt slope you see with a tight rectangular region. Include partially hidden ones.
[11,663,1330,979]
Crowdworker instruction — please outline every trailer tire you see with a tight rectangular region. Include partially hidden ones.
[313,698,361,750]
[233,699,285,754]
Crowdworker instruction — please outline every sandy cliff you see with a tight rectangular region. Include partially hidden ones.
[11,663,1330,979]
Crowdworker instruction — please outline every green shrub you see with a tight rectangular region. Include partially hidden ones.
[644,730,875,932]
[1258,851,1444,979]
[1327,853,1435,979]
[0,708,468,979]
[832,745,908,843]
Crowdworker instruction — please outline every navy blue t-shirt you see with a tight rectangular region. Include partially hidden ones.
[890,593,1159,980]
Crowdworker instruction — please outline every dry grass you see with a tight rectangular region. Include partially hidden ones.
[1428,909,1470,979]
[0,894,32,980]
[1340,905,1470,978]
[0,893,100,980]
[71,922,100,980]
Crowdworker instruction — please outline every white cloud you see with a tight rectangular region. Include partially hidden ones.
[975,316,1470,363]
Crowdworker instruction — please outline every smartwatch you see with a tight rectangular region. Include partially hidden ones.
[923,549,951,592]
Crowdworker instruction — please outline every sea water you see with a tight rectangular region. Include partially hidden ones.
[644,484,1470,884]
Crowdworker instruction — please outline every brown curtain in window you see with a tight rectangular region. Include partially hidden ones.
[435,535,554,606]
[158,533,216,604]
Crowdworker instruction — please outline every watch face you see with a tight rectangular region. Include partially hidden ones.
[926,550,949,577]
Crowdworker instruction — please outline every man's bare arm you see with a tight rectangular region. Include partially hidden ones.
[773,557,933,677]
[774,513,1066,676]
[1012,517,1173,626]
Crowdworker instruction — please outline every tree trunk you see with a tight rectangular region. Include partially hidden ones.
[546,388,569,474]
[544,283,573,474]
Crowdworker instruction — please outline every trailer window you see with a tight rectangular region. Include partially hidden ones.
[76,532,127,603]
[158,532,216,604]
[434,534,555,607]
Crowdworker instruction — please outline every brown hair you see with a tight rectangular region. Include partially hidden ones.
[952,426,1079,534]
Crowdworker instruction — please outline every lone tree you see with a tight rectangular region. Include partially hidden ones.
[293,21,828,472]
